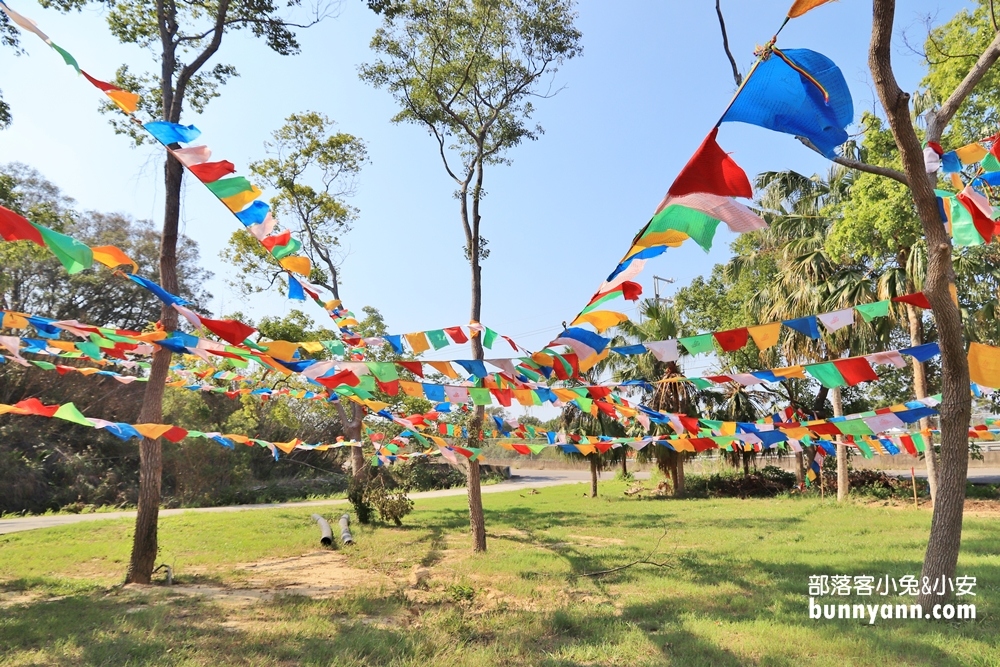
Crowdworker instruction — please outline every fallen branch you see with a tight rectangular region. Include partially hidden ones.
[581,523,673,577]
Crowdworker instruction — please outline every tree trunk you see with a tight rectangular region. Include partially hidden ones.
[870,0,974,607]
[466,225,487,552]
[675,454,685,497]
[620,455,628,477]
[906,302,937,504]
[794,451,805,487]
[589,456,599,497]
[832,387,848,502]
[126,152,184,584]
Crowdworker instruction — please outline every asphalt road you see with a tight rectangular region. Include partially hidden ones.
[0,468,616,536]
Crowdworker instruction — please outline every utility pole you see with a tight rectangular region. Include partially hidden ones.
[653,275,675,307]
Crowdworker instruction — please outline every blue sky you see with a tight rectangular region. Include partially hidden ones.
[0,0,966,408]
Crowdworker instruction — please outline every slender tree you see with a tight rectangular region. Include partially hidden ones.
[360,0,582,552]
[862,0,1000,605]
[41,0,327,583]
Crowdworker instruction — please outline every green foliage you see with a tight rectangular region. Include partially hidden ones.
[0,162,211,327]
[224,111,368,296]
[360,0,582,263]
[919,1,1000,144]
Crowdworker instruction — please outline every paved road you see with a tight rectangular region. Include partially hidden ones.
[0,468,622,536]
[885,467,1000,484]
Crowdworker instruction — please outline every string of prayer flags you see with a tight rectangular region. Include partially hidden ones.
[723,48,853,158]
[0,205,95,274]
[787,0,839,18]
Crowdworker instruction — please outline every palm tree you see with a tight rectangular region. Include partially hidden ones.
[604,299,694,496]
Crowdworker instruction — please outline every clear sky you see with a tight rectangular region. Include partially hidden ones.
[0,0,967,416]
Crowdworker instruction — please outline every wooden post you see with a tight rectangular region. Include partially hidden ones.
[911,466,919,508]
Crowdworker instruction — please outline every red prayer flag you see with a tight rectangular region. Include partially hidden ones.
[713,327,750,352]
[315,369,360,388]
[892,292,932,309]
[678,415,702,434]
[443,326,468,344]
[491,388,512,407]
[188,160,236,183]
[376,380,400,396]
[809,422,842,436]
[595,401,618,417]
[956,190,996,243]
[12,398,59,417]
[667,127,753,199]
[899,435,917,456]
[588,386,613,401]
[832,358,879,386]
[396,361,423,377]
[261,230,292,251]
[200,317,257,345]
[621,281,643,301]
[0,206,44,245]
[161,426,189,443]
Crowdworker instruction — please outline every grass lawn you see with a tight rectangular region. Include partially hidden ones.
[1,481,998,666]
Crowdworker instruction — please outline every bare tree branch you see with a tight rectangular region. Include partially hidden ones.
[926,28,1000,141]
[715,0,742,87]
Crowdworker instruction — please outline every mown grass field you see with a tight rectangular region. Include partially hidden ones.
[1,481,998,666]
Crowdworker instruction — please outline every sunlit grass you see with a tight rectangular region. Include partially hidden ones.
[1,482,998,666]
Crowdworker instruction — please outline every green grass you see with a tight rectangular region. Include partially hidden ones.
[1,482,998,666]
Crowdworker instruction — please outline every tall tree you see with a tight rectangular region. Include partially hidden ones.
[864,0,1000,606]
[360,0,582,552]
[0,11,21,129]
[222,111,370,479]
[41,0,326,583]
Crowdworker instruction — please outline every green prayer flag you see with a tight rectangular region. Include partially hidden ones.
[76,341,102,360]
[32,223,93,274]
[469,388,492,406]
[911,432,926,453]
[527,444,547,454]
[854,300,890,322]
[322,340,345,356]
[855,439,874,459]
[53,402,93,427]
[426,329,448,350]
[89,333,115,349]
[49,43,80,72]
[482,327,498,349]
[31,360,57,370]
[982,152,1000,172]
[679,333,715,355]
[530,389,544,406]
[834,419,874,437]
[518,366,541,382]
[357,375,377,394]
[271,237,302,260]
[646,204,723,252]
[205,176,255,199]
[688,377,713,390]
[805,362,847,389]
[949,195,984,247]
[366,362,399,382]
[575,397,593,413]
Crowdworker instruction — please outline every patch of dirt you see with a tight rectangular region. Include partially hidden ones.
[566,534,626,546]
[0,590,66,608]
[963,499,1000,517]
[166,551,389,606]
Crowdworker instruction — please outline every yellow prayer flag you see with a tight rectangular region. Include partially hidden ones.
[222,185,263,213]
[955,142,988,165]
[259,340,300,362]
[783,427,810,440]
[427,361,459,379]
[325,299,342,310]
[133,423,174,439]
[788,0,837,18]
[404,332,430,355]
[579,348,609,373]
[950,172,964,190]
[671,439,696,452]
[364,400,388,412]
[300,341,325,353]
[968,342,1000,388]
[576,445,596,456]
[92,245,138,273]
[572,310,629,333]
[279,255,311,276]
[748,322,782,350]
[106,89,140,114]
[400,380,424,398]
[772,365,806,379]
[2,311,29,328]
[513,389,535,406]
[553,388,578,403]
[273,439,300,454]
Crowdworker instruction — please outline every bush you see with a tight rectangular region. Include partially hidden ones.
[684,468,797,499]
